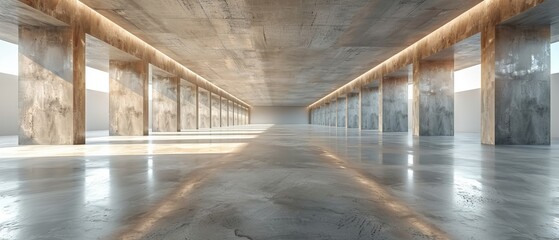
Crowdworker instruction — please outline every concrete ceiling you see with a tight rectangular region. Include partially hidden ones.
[80,0,482,106]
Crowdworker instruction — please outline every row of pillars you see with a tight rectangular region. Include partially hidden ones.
[18,25,249,145]
[310,24,551,145]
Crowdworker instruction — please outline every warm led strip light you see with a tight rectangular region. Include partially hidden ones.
[307,0,542,109]
[76,0,251,108]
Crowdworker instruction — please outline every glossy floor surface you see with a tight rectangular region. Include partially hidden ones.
[0,125,558,240]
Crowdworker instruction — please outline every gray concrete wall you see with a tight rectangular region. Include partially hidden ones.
[493,26,550,144]
[337,97,346,127]
[413,60,454,136]
[361,87,379,130]
[347,93,359,128]
[329,101,336,127]
[251,107,307,124]
[381,77,408,132]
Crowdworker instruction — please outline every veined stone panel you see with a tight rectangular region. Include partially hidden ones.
[109,60,148,136]
[221,97,228,127]
[198,88,210,129]
[228,100,234,126]
[152,75,178,132]
[361,87,379,130]
[381,76,408,132]
[211,93,221,128]
[179,79,197,130]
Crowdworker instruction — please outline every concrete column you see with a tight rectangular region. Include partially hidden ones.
[18,25,85,145]
[361,86,379,130]
[210,93,220,128]
[108,60,149,136]
[152,75,178,132]
[337,97,346,128]
[379,76,408,132]
[198,88,210,129]
[412,59,454,136]
[195,85,199,129]
[347,92,359,128]
[221,97,228,127]
[481,24,550,145]
[228,100,234,126]
[179,80,197,130]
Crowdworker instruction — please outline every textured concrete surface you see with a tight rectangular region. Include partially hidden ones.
[309,0,547,108]
[18,25,85,145]
[482,24,551,145]
[347,93,359,129]
[221,97,228,127]
[1,125,559,239]
[329,100,337,127]
[380,76,408,132]
[109,61,148,136]
[152,75,178,132]
[75,0,482,106]
[228,100,234,126]
[198,88,210,129]
[413,60,454,136]
[337,97,347,128]
[179,79,197,130]
[361,87,379,130]
[211,93,221,128]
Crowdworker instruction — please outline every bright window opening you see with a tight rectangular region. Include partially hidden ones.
[454,64,481,93]
[85,67,109,93]
[408,84,413,100]
[0,40,18,76]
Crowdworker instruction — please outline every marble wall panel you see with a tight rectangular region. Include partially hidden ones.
[18,25,85,145]
[413,60,454,136]
[221,98,228,127]
[380,76,408,132]
[179,79,197,130]
[198,88,210,129]
[337,97,346,127]
[109,60,148,136]
[324,103,331,126]
[152,75,178,132]
[347,93,359,128]
[361,87,379,130]
[482,25,550,145]
[211,93,221,128]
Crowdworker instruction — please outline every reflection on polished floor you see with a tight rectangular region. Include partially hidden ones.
[0,124,558,239]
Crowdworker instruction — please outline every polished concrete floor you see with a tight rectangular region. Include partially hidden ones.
[0,125,558,240]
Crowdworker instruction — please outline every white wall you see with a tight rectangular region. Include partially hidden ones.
[86,90,109,131]
[552,73,559,139]
[455,89,481,133]
[251,106,308,124]
[0,73,18,135]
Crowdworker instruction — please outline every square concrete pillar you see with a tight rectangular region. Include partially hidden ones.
[179,80,197,130]
[481,25,550,145]
[361,86,379,130]
[337,97,346,128]
[18,25,85,145]
[221,97,228,127]
[228,100,234,126]
[210,93,220,128]
[412,59,454,136]
[109,60,149,136]
[198,88,210,129]
[152,75,178,132]
[347,92,359,128]
[379,76,408,132]
[329,100,337,127]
